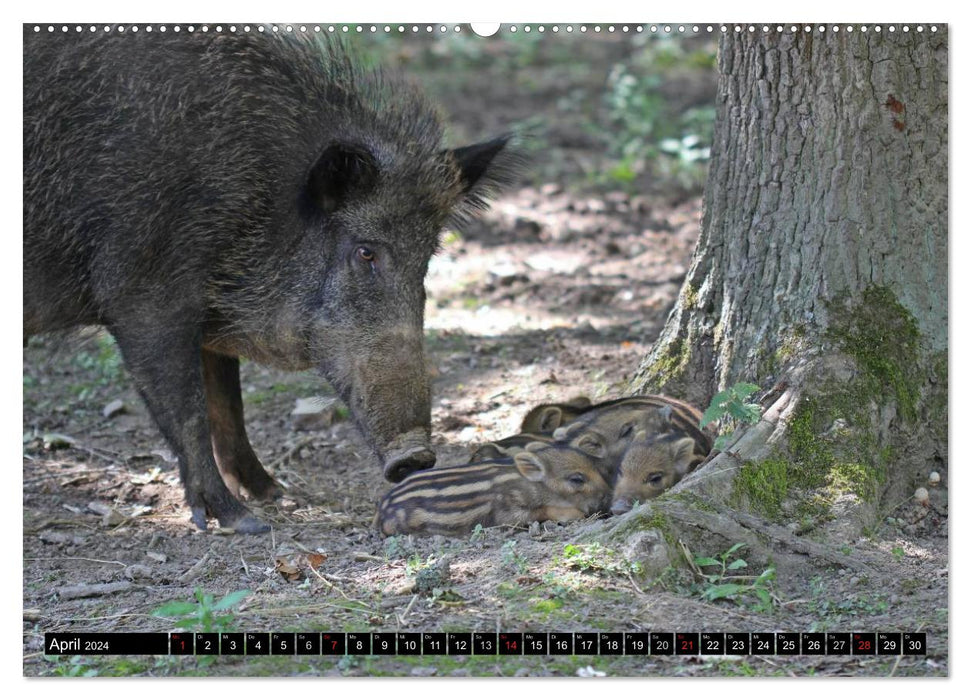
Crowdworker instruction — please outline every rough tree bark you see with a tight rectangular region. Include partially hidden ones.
[616,26,947,577]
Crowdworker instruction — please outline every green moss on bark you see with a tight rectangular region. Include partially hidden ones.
[825,286,922,421]
[735,287,927,523]
[633,336,691,393]
[735,458,789,519]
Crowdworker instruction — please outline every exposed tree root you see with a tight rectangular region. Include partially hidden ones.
[607,384,881,577]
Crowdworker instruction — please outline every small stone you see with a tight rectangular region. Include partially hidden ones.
[410,667,438,677]
[914,487,930,506]
[86,501,113,516]
[387,578,417,596]
[291,397,341,431]
[928,471,941,485]
[102,510,126,527]
[124,564,153,581]
[577,665,606,677]
[146,551,168,563]
[102,399,127,419]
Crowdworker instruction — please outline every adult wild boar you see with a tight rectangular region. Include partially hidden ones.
[23,28,514,533]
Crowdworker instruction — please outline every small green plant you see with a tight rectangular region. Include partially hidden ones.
[692,543,776,612]
[561,543,643,577]
[469,524,486,543]
[405,553,428,576]
[152,588,250,634]
[501,540,529,575]
[384,535,416,561]
[602,65,664,185]
[74,333,124,385]
[701,382,763,451]
[891,546,905,561]
[47,655,99,677]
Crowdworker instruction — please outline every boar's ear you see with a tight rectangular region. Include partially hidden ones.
[514,451,547,482]
[307,143,379,215]
[452,136,510,192]
[448,134,520,218]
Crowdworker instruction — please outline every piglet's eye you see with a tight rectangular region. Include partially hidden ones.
[646,473,664,485]
[356,246,376,263]
[567,473,588,487]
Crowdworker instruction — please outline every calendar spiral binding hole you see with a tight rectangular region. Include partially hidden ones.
[32,24,940,35]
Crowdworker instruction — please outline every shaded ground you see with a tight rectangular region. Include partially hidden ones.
[22,29,947,678]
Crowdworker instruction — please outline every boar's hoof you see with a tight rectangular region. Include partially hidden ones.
[189,507,271,535]
[190,507,210,531]
[384,447,437,483]
[227,514,272,535]
[610,499,634,516]
[242,477,283,503]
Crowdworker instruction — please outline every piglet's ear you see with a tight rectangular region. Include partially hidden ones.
[307,143,378,214]
[672,437,700,477]
[514,451,547,482]
[537,407,564,433]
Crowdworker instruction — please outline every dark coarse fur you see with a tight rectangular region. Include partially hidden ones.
[24,28,517,533]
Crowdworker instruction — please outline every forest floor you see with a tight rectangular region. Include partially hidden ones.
[21,30,948,678]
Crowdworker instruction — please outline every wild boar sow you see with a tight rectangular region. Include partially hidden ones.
[23,29,514,534]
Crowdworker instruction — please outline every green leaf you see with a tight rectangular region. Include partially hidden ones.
[727,559,748,571]
[724,543,746,556]
[756,567,777,584]
[739,403,763,423]
[212,589,251,612]
[732,383,760,397]
[704,584,743,600]
[712,435,731,451]
[152,601,198,617]
[693,557,721,567]
[699,390,731,427]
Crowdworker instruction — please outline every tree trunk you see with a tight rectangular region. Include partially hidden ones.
[621,26,947,573]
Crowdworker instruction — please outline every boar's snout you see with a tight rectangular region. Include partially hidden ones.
[381,427,437,481]
[336,330,436,482]
[384,442,437,482]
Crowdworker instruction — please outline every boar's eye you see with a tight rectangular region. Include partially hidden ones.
[645,472,664,486]
[619,423,635,439]
[566,472,588,488]
[356,246,376,263]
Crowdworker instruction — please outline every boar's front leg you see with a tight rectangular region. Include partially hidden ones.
[202,350,281,502]
[110,321,269,534]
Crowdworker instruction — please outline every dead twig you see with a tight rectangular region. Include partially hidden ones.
[267,437,330,472]
[178,552,211,583]
[396,594,419,626]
